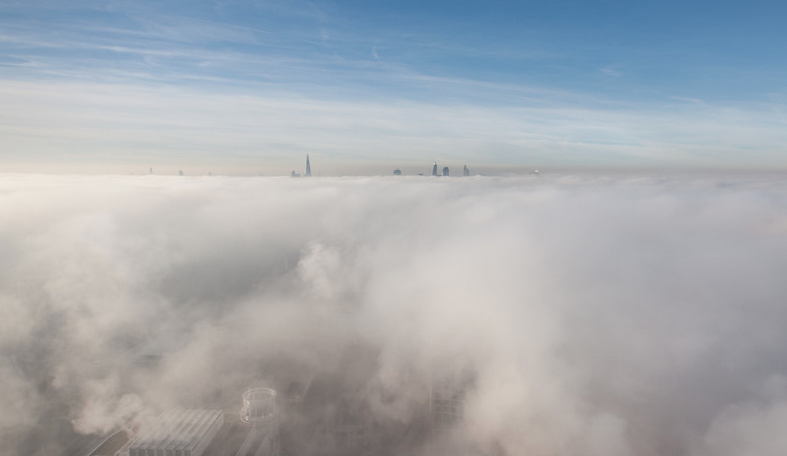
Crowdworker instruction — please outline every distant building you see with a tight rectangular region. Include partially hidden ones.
[179,170,184,176]
[254,366,315,455]
[429,378,463,429]
[241,388,277,425]
[431,162,438,176]
[429,370,474,431]
[393,169,402,175]
[305,155,311,177]
[442,167,449,176]
[463,165,469,176]
[199,368,313,456]
[291,171,300,178]
[239,388,280,456]
[126,409,224,456]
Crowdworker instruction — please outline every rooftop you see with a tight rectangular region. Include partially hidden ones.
[128,409,223,452]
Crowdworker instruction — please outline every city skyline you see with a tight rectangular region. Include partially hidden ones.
[3,3,787,456]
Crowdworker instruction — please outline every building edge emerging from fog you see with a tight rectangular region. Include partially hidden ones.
[125,409,223,456]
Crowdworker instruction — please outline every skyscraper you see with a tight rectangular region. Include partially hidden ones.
[463,165,469,176]
[429,376,466,430]
[305,155,311,177]
[442,167,449,176]
[431,162,438,176]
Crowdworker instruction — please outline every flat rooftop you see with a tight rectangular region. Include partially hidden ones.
[128,409,223,454]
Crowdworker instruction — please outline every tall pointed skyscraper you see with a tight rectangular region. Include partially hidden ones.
[431,162,438,176]
[305,155,311,177]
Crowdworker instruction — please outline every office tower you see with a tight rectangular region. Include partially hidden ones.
[463,165,469,176]
[240,388,280,456]
[442,167,449,176]
[429,377,464,430]
[432,162,438,176]
[305,155,311,177]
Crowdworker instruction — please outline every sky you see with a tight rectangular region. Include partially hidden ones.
[4,4,787,455]
[3,174,787,456]
[1,0,787,173]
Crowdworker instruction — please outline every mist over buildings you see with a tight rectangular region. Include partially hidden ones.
[1,174,787,456]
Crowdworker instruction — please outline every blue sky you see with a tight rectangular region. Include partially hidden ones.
[1,0,786,173]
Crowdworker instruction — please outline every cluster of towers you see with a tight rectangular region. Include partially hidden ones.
[291,155,311,178]
[394,162,470,177]
[290,155,473,177]
[156,155,482,178]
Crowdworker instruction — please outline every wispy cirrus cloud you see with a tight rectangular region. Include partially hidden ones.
[1,78,786,174]
[2,0,786,170]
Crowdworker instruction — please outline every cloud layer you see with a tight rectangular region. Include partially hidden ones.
[1,174,787,455]
[3,80,786,174]
[3,1,787,171]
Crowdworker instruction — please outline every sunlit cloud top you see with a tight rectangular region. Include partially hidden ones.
[1,0,786,173]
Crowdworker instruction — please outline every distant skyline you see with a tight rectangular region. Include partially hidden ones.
[2,1,787,173]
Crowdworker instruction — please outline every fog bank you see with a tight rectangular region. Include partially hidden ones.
[1,174,786,456]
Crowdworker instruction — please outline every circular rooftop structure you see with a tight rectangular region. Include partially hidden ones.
[241,388,277,425]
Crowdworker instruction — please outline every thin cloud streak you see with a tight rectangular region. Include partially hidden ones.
[1,80,786,172]
[3,1,786,171]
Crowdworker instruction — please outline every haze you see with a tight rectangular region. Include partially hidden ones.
[3,1,787,455]
[1,174,787,455]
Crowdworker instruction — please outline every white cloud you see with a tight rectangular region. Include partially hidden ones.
[1,80,786,173]
[1,174,787,455]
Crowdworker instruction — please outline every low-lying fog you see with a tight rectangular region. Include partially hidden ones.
[2,174,787,456]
